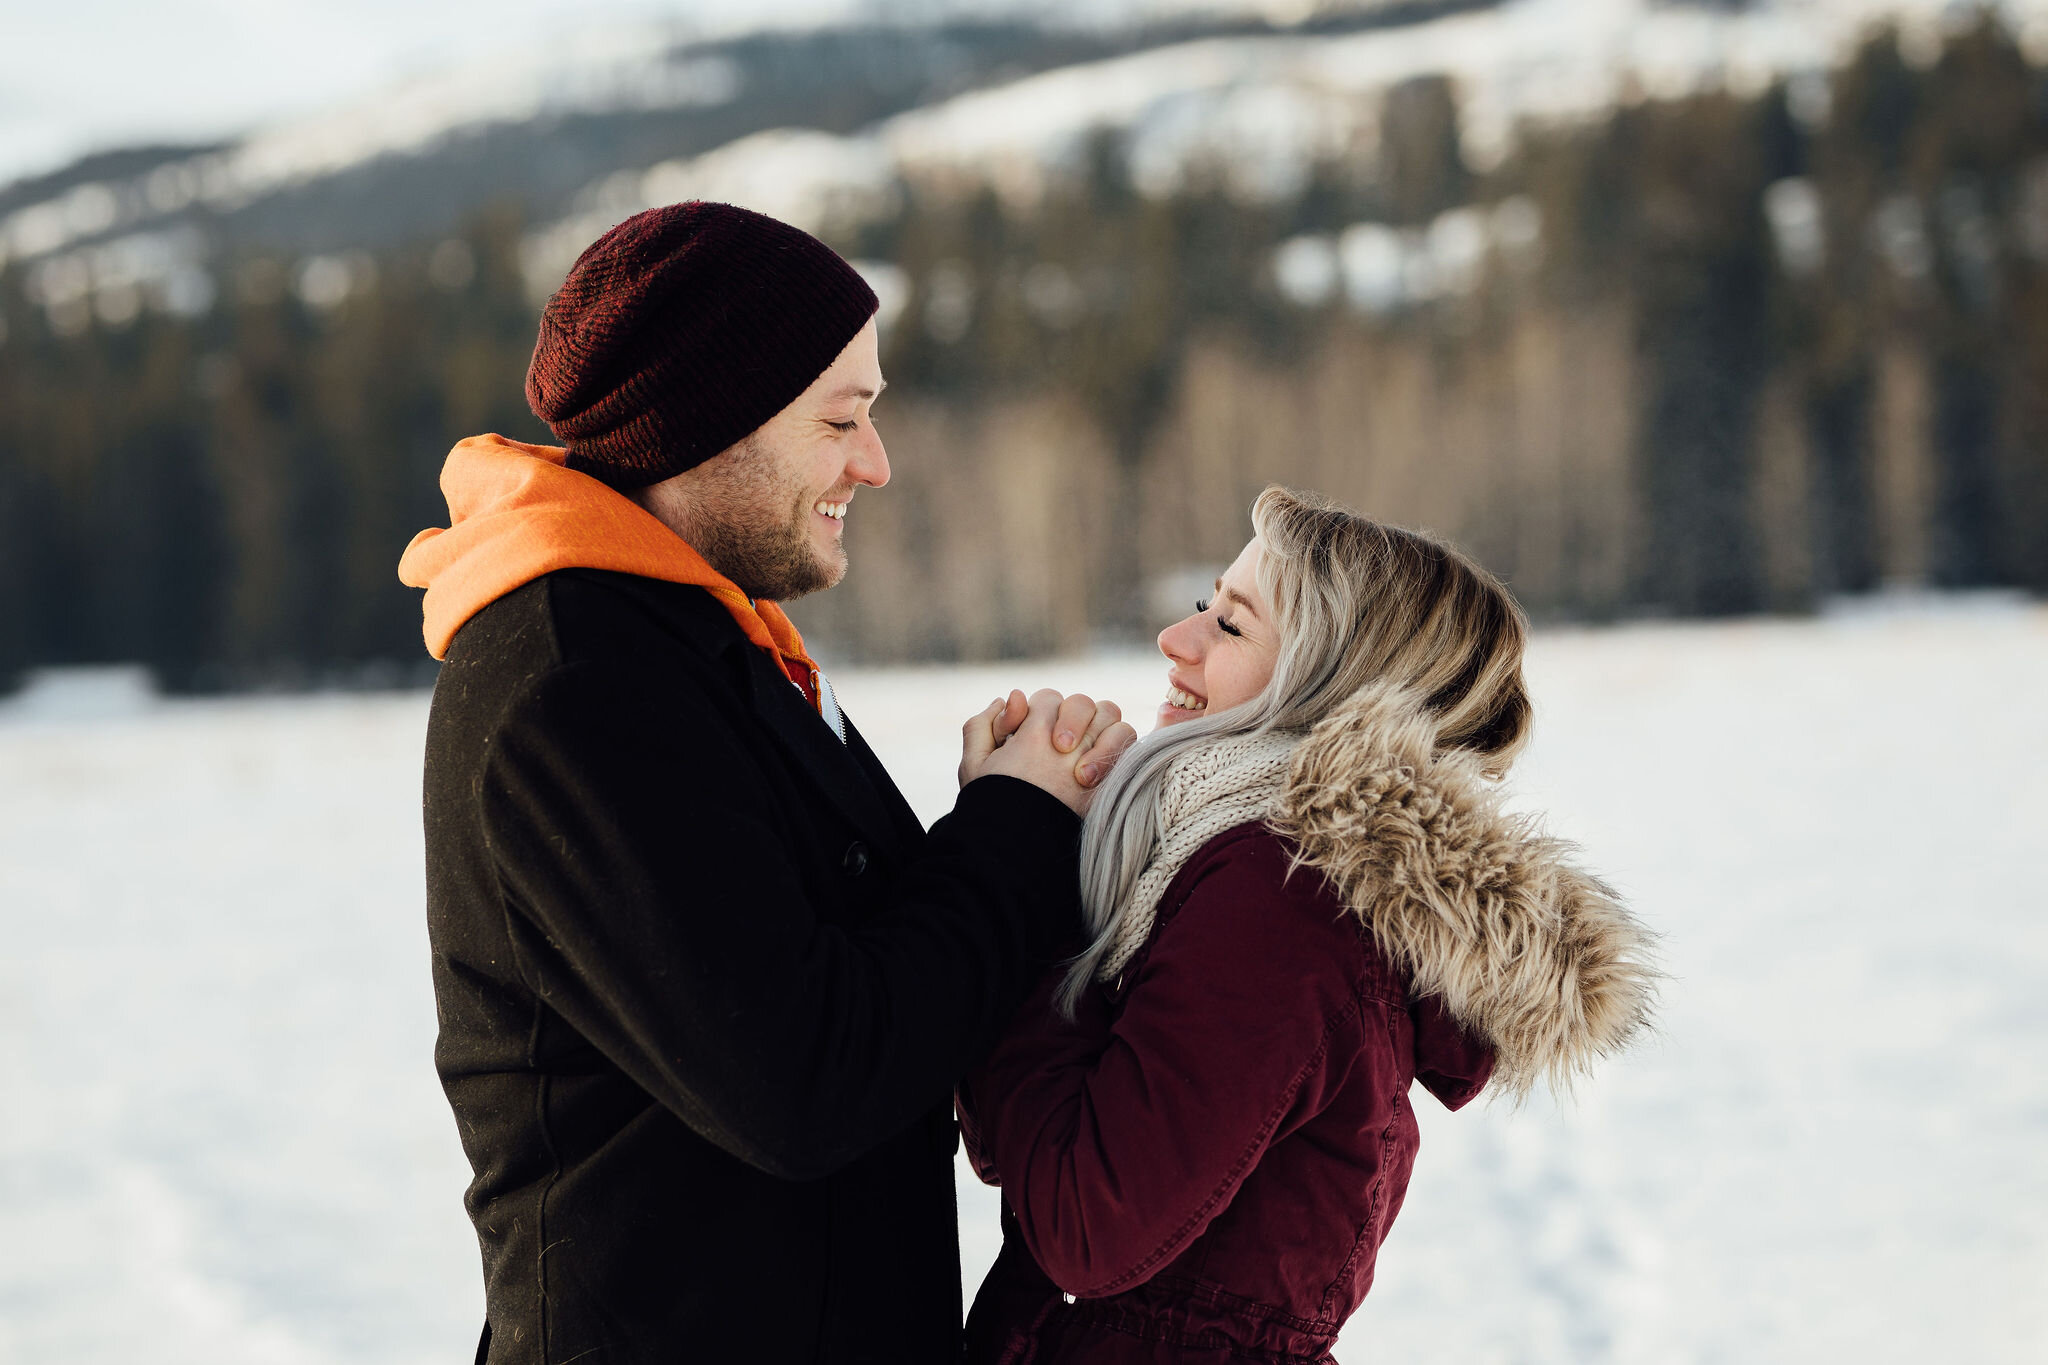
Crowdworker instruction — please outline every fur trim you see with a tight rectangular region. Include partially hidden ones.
[1271,682,1660,1100]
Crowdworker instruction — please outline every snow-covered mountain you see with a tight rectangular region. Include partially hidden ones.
[0,2,1474,260]
[505,0,2048,297]
[4,0,2043,327]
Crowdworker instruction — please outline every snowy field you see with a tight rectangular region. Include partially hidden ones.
[1,599,2043,1363]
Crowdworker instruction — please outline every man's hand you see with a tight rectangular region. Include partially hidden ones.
[961,689,1137,813]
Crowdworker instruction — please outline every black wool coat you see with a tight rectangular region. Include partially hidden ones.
[422,568,1083,1364]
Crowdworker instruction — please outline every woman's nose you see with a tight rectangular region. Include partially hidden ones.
[1158,614,1200,664]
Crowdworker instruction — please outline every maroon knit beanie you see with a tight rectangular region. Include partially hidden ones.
[525,202,879,489]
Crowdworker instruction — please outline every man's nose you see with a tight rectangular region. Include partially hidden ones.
[848,426,889,488]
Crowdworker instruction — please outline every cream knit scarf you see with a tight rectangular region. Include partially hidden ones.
[1095,729,1303,983]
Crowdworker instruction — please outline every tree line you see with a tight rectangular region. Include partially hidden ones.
[1,17,2043,689]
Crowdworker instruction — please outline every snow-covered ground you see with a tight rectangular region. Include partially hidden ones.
[1,598,2043,1361]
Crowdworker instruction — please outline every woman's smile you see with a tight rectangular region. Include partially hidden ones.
[1160,679,1208,724]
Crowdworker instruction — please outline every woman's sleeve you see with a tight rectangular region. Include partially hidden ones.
[964,832,1373,1298]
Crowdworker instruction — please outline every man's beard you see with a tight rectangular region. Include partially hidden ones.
[677,436,846,602]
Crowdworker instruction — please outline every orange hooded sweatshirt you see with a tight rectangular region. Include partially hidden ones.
[397,434,822,705]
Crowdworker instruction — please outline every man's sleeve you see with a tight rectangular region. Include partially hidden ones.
[476,658,1082,1181]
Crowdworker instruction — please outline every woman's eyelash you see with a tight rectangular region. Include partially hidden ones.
[1196,599,1244,638]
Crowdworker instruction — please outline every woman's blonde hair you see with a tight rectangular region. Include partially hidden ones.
[1059,485,1532,1015]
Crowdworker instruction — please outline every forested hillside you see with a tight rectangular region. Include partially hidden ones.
[1,12,2043,687]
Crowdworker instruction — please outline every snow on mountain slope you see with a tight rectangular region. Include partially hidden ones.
[7,0,2047,318]
[519,0,2048,291]
[0,3,1438,270]
[799,0,2048,185]
[0,27,739,270]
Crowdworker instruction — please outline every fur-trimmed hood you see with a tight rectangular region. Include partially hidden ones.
[1270,684,1660,1100]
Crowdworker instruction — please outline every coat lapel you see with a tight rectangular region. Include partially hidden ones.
[738,642,906,857]
[842,716,927,848]
[625,573,913,857]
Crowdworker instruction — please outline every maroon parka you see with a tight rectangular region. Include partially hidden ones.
[958,686,1660,1365]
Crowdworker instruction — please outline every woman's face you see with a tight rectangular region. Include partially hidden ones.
[1154,538,1278,730]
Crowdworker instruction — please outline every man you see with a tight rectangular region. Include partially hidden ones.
[399,203,1133,1364]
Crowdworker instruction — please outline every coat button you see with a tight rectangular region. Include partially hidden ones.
[842,841,869,877]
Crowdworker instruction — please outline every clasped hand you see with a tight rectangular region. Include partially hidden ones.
[959,689,1138,814]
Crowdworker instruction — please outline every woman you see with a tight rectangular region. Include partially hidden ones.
[956,487,1659,1364]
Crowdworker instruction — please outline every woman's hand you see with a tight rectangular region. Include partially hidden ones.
[960,689,1136,813]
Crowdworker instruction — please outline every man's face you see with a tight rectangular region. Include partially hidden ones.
[637,318,889,601]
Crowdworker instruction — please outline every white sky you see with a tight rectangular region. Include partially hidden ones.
[0,0,869,188]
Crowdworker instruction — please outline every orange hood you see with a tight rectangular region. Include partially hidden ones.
[397,434,819,696]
